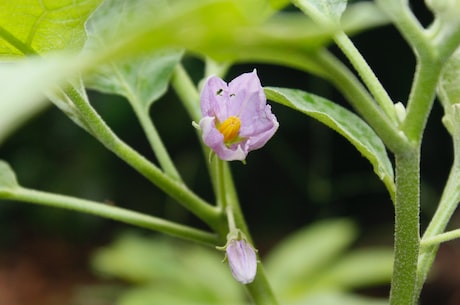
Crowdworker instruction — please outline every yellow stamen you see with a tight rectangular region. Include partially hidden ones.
[218,116,241,143]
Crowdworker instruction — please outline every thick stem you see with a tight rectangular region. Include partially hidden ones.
[390,149,420,305]
[416,123,460,295]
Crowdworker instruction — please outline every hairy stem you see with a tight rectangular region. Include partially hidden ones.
[334,31,398,124]
[312,50,410,154]
[390,149,420,305]
[416,121,460,295]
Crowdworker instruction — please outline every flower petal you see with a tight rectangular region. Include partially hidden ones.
[241,105,279,150]
[200,75,229,122]
[199,116,247,161]
[198,70,278,161]
[228,70,266,121]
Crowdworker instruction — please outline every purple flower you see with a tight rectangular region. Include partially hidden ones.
[199,70,278,161]
[226,239,257,284]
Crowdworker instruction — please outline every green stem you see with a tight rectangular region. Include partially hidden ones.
[402,59,443,144]
[246,266,279,305]
[63,85,221,231]
[215,159,278,304]
[390,149,420,305]
[171,65,223,210]
[416,123,460,295]
[312,50,410,154]
[106,62,182,181]
[421,229,460,248]
[437,25,460,60]
[204,58,230,81]
[215,158,227,209]
[334,31,398,124]
[131,102,182,181]
[171,64,201,123]
[221,161,251,238]
[375,0,431,57]
[4,187,217,246]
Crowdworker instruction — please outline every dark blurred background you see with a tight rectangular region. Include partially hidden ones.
[1,1,460,304]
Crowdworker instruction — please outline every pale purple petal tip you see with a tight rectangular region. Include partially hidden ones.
[226,240,257,284]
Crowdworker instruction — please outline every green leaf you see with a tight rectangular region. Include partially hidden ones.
[85,49,183,110]
[341,1,390,34]
[81,0,340,71]
[293,0,347,25]
[0,0,380,143]
[0,56,80,131]
[426,0,460,21]
[92,232,244,305]
[316,248,393,290]
[0,56,85,135]
[0,0,101,142]
[265,87,395,198]
[298,292,388,305]
[265,219,357,295]
[0,91,49,144]
[0,0,102,57]
[84,0,183,110]
[439,47,460,108]
[0,160,19,194]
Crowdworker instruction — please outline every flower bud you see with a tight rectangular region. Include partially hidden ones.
[226,239,257,284]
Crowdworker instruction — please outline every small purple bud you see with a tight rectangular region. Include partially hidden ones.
[226,239,257,284]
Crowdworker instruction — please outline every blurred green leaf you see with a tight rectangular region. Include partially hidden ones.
[0,56,84,143]
[313,248,393,291]
[0,160,19,192]
[93,225,391,305]
[84,0,184,110]
[0,0,101,57]
[85,49,183,110]
[341,1,390,35]
[80,0,341,73]
[297,292,388,305]
[426,0,460,22]
[92,232,183,283]
[265,87,395,199]
[0,0,392,145]
[0,0,381,139]
[265,219,357,294]
[92,232,245,305]
[293,0,347,24]
[0,88,49,144]
[0,0,100,143]
[439,47,460,108]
